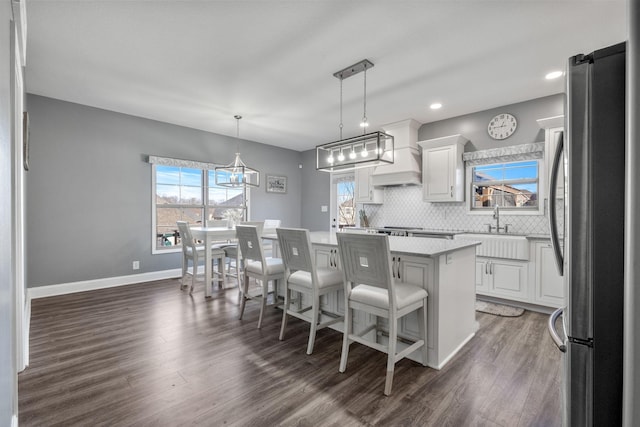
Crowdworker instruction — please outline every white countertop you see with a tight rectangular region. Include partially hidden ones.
[299,231,480,258]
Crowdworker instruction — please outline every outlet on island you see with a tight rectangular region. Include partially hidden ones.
[132,260,140,270]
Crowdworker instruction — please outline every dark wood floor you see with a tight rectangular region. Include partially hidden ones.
[19,278,562,426]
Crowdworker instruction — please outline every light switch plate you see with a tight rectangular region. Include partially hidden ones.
[446,253,453,264]
[321,205,328,212]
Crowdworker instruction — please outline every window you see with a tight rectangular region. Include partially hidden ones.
[155,165,203,249]
[471,160,539,210]
[152,162,248,253]
[337,179,356,228]
[330,172,356,230]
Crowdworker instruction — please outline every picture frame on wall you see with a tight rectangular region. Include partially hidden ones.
[265,174,287,194]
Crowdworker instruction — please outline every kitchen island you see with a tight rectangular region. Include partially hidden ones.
[266,231,480,369]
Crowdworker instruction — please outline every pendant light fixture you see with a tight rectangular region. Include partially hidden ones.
[215,115,260,188]
[316,59,394,172]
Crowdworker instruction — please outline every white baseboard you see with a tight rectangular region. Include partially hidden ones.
[11,414,18,427]
[27,269,182,300]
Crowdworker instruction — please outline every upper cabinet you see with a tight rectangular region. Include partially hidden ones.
[355,167,383,204]
[418,135,469,202]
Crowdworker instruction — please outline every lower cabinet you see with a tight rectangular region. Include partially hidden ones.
[396,255,434,348]
[475,239,565,308]
[476,256,529,302]
[531,241,564,307]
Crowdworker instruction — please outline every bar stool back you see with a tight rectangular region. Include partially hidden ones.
[277,228,343,354]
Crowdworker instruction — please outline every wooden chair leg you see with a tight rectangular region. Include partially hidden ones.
[384,317,398,396]
[339,305,352,373]
[307,295,320,355]
[279,287,291,341]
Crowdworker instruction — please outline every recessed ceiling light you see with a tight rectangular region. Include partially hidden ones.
[545,71,563,80]
[430,103,442,110]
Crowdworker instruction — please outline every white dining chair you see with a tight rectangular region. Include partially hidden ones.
[223,221,264,285]
[336,232,428,396]
[277,228,344,354]
[176,221,226,295]
[236,224,284,328]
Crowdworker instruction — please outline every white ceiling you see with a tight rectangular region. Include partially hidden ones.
[25,1,627,152]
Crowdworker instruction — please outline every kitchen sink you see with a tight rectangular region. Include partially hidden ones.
[454,233,529,260]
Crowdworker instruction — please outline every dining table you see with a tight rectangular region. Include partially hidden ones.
[189,226,237,298]
[189,224,280,298]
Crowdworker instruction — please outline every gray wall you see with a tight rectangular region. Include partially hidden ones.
[418,94,563,150]
[26,95,303,287]
[1,1,16,423]
[300,148,330,231]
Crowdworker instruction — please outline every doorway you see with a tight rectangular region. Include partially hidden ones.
[329,171,355,231]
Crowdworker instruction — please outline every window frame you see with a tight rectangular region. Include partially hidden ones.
[151,163,251,254]
[465,158,545,216]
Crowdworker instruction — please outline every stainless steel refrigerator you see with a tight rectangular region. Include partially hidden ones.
[547,42,626,426]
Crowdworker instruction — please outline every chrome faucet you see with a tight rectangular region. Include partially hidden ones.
[486,205,510,233]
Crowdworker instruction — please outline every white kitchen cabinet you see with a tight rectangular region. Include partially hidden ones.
[531,240,564,307]
[418,135,469,202]
[355,167,383,204]
[475,259,489,292]
[395,255,434,344]
[476,256,529,302]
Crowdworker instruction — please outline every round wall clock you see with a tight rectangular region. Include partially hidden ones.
[487,113,517,140]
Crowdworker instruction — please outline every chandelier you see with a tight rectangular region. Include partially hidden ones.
[215,115,260,187]
[316,59,394,172]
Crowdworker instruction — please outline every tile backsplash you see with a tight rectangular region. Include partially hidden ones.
[360,186,551,235]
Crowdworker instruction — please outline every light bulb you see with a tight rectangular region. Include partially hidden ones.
[337,152,345,162]
[349,149,357,159]
[430,103,442,110]
[360,121,369,128]
[361,148,368,158]
[327,154,334,163]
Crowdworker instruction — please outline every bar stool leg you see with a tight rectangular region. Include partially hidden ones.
[384,317,398,396]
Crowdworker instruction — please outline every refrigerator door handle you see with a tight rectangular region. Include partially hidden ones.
[548,131,564,276]
[548,306,567,352]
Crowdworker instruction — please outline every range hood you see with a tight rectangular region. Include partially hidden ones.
[371,119,422,186]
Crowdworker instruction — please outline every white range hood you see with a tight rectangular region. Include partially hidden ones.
[371,119,422,186]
